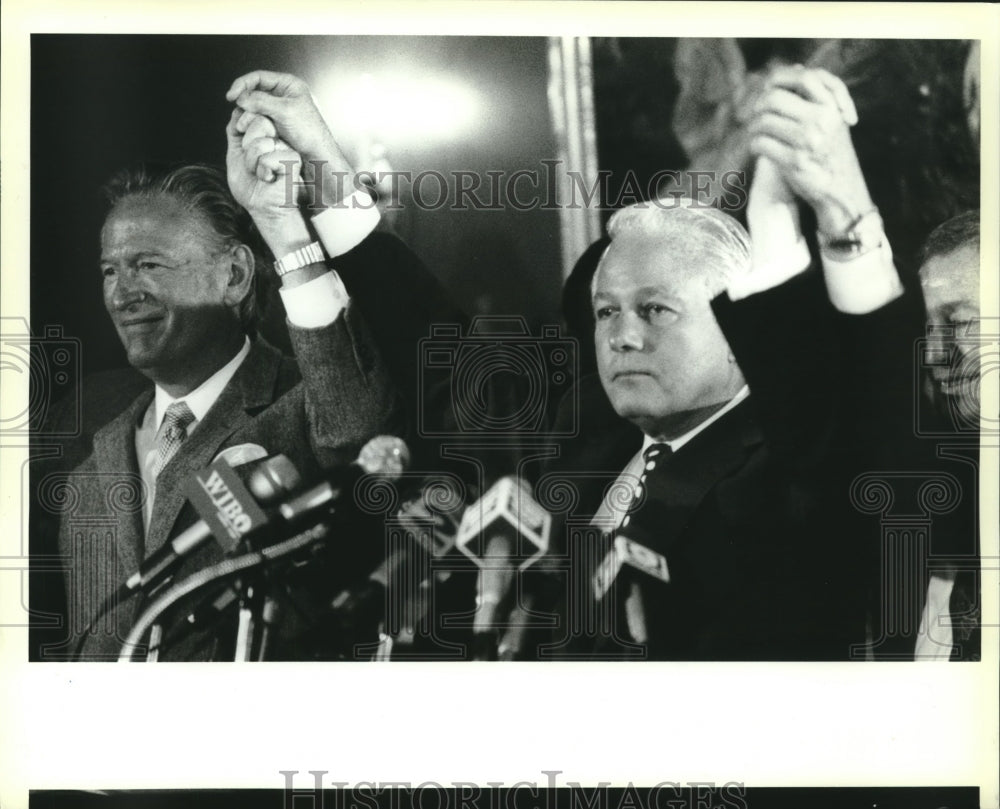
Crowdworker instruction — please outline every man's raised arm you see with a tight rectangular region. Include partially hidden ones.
[225,100,399,463]
[746,64,904,313]
[225,71,469,464]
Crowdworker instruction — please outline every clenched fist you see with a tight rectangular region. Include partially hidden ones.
[226,70,354,187]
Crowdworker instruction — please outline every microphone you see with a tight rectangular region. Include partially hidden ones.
[179,436,411,630]
[274,435,410,526]
[197,434,411,561]
[456,476,552,658]
[373,478,464,588]
[125,453,302,593]
[70,452,300,661]
[496,593,535,661]
[330,476,465,640]
[127,435,408,595]
[592,532,671,645]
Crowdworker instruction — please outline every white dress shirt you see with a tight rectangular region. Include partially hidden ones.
[643,384,751,455]
[135,337,251,528]
[729,194,904,315]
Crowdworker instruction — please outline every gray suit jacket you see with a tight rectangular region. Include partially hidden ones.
[38,302,398,660]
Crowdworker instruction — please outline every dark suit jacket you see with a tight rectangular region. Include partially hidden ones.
[31,231,464,661]
[528,268,925,661]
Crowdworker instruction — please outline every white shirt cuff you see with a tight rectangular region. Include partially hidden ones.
[279,270,350,328]
[311,188,382,259]
[821,240,904,315]
[734,196,811,300]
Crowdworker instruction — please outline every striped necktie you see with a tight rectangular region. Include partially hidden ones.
[591,442,672,533]
[619,442,672,529]
[618,442,671,645]
[589,442,672,648]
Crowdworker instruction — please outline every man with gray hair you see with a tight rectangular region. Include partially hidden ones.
[33,68,466,661]
[34,126,410,660]
[919,210,981,430]
[914,210,982,661]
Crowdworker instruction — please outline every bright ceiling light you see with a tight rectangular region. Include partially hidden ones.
[314,71,480,148]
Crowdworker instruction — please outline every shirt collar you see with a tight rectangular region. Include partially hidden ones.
[643,384,750,454]
[152,337,251,430]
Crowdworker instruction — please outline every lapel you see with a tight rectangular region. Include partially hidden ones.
[144,338,285,556]
[633,399,764,555]
[90,388,154,580]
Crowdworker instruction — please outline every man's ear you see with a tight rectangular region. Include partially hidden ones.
[223,243,255,308]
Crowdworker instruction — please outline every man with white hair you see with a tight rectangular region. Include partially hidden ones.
[537,66,923,660]
[591,202,751,450]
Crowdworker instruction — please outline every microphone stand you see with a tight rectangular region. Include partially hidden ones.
[118,522,330,662]
[233,580,259,662]
[232,572,283,662]
[256,595,282,662]
[145,625,163,662]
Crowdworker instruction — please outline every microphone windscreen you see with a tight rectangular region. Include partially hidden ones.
[245,454,302,501]
[457,476,551,567]
[357,435,411,479]
[213,443,268,468]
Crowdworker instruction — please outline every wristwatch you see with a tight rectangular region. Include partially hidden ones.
[819,208,884,261]
[274,241,325,277]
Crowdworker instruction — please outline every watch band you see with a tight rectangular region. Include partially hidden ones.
[273,241,325,277]
[819,208,884,261]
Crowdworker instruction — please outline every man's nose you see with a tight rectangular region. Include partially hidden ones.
[109,267,147,311]
[608,312,645,352]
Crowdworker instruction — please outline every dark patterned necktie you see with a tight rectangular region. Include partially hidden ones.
[152,401,195,478]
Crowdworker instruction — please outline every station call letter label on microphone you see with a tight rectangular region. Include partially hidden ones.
[186,457,270,548]
[593,534,671,600]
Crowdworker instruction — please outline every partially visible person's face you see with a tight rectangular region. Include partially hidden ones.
[101,193,241,393]
[593,232,745,439]
[920,243,981,425]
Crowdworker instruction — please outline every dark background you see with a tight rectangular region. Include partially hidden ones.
[30,787,982,809]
